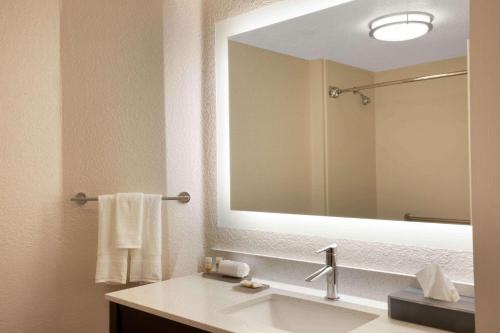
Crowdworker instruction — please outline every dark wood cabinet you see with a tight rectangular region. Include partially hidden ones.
[110,302,210,333]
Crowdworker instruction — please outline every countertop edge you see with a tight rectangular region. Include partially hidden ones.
[105,293,231,333]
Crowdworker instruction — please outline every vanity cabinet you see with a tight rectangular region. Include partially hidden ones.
[109,302,209,333]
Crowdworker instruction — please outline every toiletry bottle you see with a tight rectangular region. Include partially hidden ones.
[215,257,223,271]
[204,257,213,273]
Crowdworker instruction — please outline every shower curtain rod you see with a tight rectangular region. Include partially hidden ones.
[328,70,468,99]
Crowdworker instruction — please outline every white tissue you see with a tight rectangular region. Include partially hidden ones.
[416,263,460,302]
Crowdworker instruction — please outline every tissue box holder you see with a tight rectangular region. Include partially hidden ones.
[388,288,475,333]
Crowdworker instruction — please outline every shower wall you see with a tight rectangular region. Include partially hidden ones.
[325,57,469,221]
[327,57,469,221]
[325,60,377,218]
[375,57,469,221]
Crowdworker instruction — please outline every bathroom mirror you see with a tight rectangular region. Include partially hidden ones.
[226,0,470,224]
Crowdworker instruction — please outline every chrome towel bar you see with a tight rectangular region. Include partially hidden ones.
[404,213,470,225]
[70,192,191,205]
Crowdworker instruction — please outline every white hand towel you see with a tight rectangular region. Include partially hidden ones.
[217,260,250,278]
[95,195,128,284]
[115,193,144,249]
[130,194,162,283]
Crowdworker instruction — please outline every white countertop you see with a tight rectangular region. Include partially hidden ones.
[105,274,449,333]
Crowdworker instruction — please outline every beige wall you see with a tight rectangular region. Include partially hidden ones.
[325,60,378,218]
[162,0,206,278]
[375,57,470,221]
[308,60,328,215]
[470,0,500,331]
[229,41,313,214]
[0,1,64,332]
[60,0,166,332]
[325,58,469,221]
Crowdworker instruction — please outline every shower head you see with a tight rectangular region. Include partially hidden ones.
[354,90,371,105]
[361,93,371,105]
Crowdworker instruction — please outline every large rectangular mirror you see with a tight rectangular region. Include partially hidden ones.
[227,0,470,224]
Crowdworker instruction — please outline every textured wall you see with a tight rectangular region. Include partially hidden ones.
[0,1,213,331]
[204,0,474,299]
[0,1,64,332]
[60,0,166,331]
[470,0,500,331]
[162,0,206,278]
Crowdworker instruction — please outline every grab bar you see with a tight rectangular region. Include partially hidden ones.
[404,213,470,225]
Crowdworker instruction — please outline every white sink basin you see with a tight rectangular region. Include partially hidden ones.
[221,293,379,333]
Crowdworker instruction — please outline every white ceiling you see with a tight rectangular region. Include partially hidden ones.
[230,0,469,72]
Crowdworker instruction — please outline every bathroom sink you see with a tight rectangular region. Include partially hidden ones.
[221,293,379,333]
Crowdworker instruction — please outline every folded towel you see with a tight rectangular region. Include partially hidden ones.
[95,195,128,284]
[115,193,144,249]
[217,260,250,278]
[130,194,162,283]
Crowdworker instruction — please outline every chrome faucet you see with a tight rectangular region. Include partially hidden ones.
[305,243,339,300]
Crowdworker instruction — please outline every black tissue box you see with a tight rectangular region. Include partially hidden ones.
[388,288,475,333]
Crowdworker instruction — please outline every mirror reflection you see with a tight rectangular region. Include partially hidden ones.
[229,0,470,223]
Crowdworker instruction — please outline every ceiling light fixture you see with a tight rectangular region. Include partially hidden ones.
[369,12,433,42]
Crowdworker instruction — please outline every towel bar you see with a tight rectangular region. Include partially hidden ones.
[70,192,191,205]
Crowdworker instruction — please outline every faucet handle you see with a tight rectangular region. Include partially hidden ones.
[315,243,338,254]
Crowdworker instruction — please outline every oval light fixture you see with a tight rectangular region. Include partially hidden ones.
[369,12,433,42]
